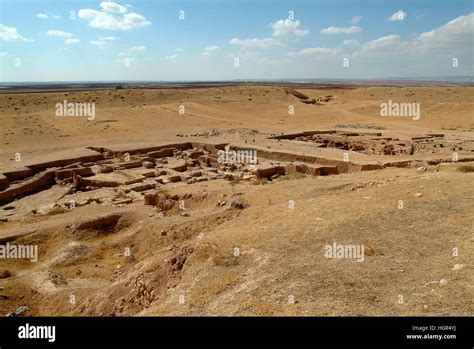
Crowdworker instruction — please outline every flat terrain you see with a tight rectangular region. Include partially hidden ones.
[1,85,473,165]
[0,84,473,316]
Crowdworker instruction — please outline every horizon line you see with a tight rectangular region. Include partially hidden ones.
[1,76,473,85]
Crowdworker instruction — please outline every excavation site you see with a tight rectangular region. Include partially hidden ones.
[0,84,473,317]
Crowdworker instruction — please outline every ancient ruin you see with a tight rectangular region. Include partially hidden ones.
[1,130,472,217]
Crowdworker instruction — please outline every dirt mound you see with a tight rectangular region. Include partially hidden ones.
[70,212,124,233]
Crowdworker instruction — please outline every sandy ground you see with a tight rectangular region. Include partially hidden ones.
[0,84,473,316]
[1,85,473,163]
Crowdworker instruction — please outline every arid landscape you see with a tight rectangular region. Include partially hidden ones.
[0,83,473,316]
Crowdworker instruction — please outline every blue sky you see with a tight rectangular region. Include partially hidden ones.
[0,0,472,82]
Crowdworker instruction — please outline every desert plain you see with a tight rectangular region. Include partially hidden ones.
[0,83,473,316]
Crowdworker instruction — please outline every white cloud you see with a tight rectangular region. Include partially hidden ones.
[98,36,117,41]
[321,26,362,34]
[0,51,8,57]
[36,13,61,20]
[0,24,33,42]
[46,30,74,38]
[163,55,182,63]
[90,36,117,48]
[175,48,184,52]
[117,57,136,65]
[91,40,107,48]
[342,39,360,47]
[387,10,407,22]
[410,12,473,53]
[128,45,146,51]
[78,7,151,30]
[351,16,363,24]
[204,45,219,52]
[288,47,341,57]
[46,30,80,46]
[100,1,127,14]
[353,35,401,57]
[202,45,219,55]
[271,19,309,38]
[65,38,80,45]
[229,38,283,49]
[354,13,474,58]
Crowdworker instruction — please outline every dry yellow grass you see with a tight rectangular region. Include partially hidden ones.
[0,85,472,316]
